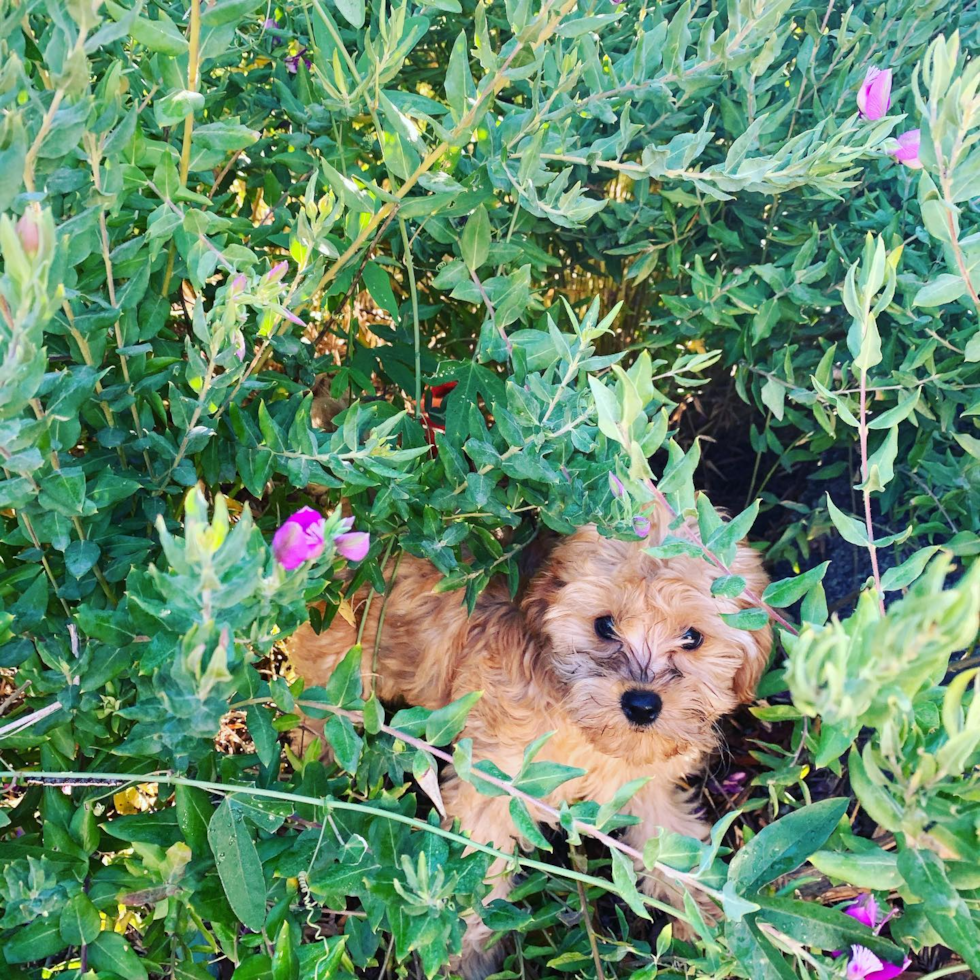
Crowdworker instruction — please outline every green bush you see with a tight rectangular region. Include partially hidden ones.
[1,0,979,977]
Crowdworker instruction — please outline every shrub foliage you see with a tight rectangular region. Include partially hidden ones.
[1,0,979,977]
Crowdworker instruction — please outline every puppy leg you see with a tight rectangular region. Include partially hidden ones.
[623,782,716,937]
[443,776,523,980]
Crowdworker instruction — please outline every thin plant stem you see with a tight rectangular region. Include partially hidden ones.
[161,0,203,297]
[399,218,422,416]
[857,367,886,614]
[0,769,692,923]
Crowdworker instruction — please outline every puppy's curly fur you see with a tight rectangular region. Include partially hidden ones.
[287,508,771,978]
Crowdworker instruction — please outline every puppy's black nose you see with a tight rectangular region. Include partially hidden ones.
[620,689,662,726]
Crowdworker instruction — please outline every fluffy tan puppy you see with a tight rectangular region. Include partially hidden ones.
[288,508,771,978]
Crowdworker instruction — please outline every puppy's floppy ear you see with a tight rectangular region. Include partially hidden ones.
[730,540,773,703]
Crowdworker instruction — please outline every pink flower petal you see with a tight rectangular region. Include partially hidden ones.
[272,507,326,569]
[335,531,370,562]
[280,307,306,327]
[867,957,911,980]
[891,129,922,169]
[633,516,650,538]
[609,473,626,499]
[844,893,880,930]
[847,946,884,980]
[858,67,892,121]
[266,260,289,282]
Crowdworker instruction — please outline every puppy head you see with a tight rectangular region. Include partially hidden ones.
[522,516,771,766]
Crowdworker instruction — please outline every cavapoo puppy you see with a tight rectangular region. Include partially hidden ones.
[288,507,771,978]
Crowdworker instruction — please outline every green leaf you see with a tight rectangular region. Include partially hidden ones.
[862,425,898,492]
[809,847,901,889]
[913,273,967,307]
[461,205,490,271]
[726,916,798,980]
[65,539,101,578]
[509,797,552,851]
[867,388,920,429]
[710,574,746,598]
[954,431,980,461]
[323,646,363,707]
[896,848,980,974]
[880,546,940,592]
[176,784,213,857]
[3,916,68,964]
[272,920,300,980]
[425,691,481,745]
[105,0,188,55]
[200,0,266,26]
[60,892,102,945]
[325,714,363,772]
[38,468,87,517]
[848,745,904,833]
[332,0,365,28]
[825,494,869,547]
[762,562,830,608]
[513,761,586,798]
[445,30,472,125]
[596,777,650,831]
[247,704,280,768]
[610,848,651,919]
[207,798,268,932]
[89,933,149,980]
[729,797,849,894]
[720,608,769,631]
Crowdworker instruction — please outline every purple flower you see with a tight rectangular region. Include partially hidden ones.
[609,473,626,499]
[230,273,247,295]
[335,531,370,562]
[272,507,326,569]
[285,47,312,74]
[233,331,247,361]
[264,17,282,46]
[633,516,650,538]
[266,260,288,282]
[857,67,892,121]
[846,946,910,980]
[844,893,880,931]
[831,895,910,979]
[890,129,921,169]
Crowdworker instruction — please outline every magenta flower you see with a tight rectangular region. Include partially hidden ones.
[633,516,650,538]
[335,531,370,562]
[229,273,247,295]
[272,507,326,569]
[845,946,910,980]
[857,67,892,120]
[844,893,879,930]
[831,895,909,979]
[233,331,247,361]
[609,473,626,499]
[890,129,921,169]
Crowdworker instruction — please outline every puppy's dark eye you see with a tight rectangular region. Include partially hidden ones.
[680,628,703,650]
[594,616,617,640]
